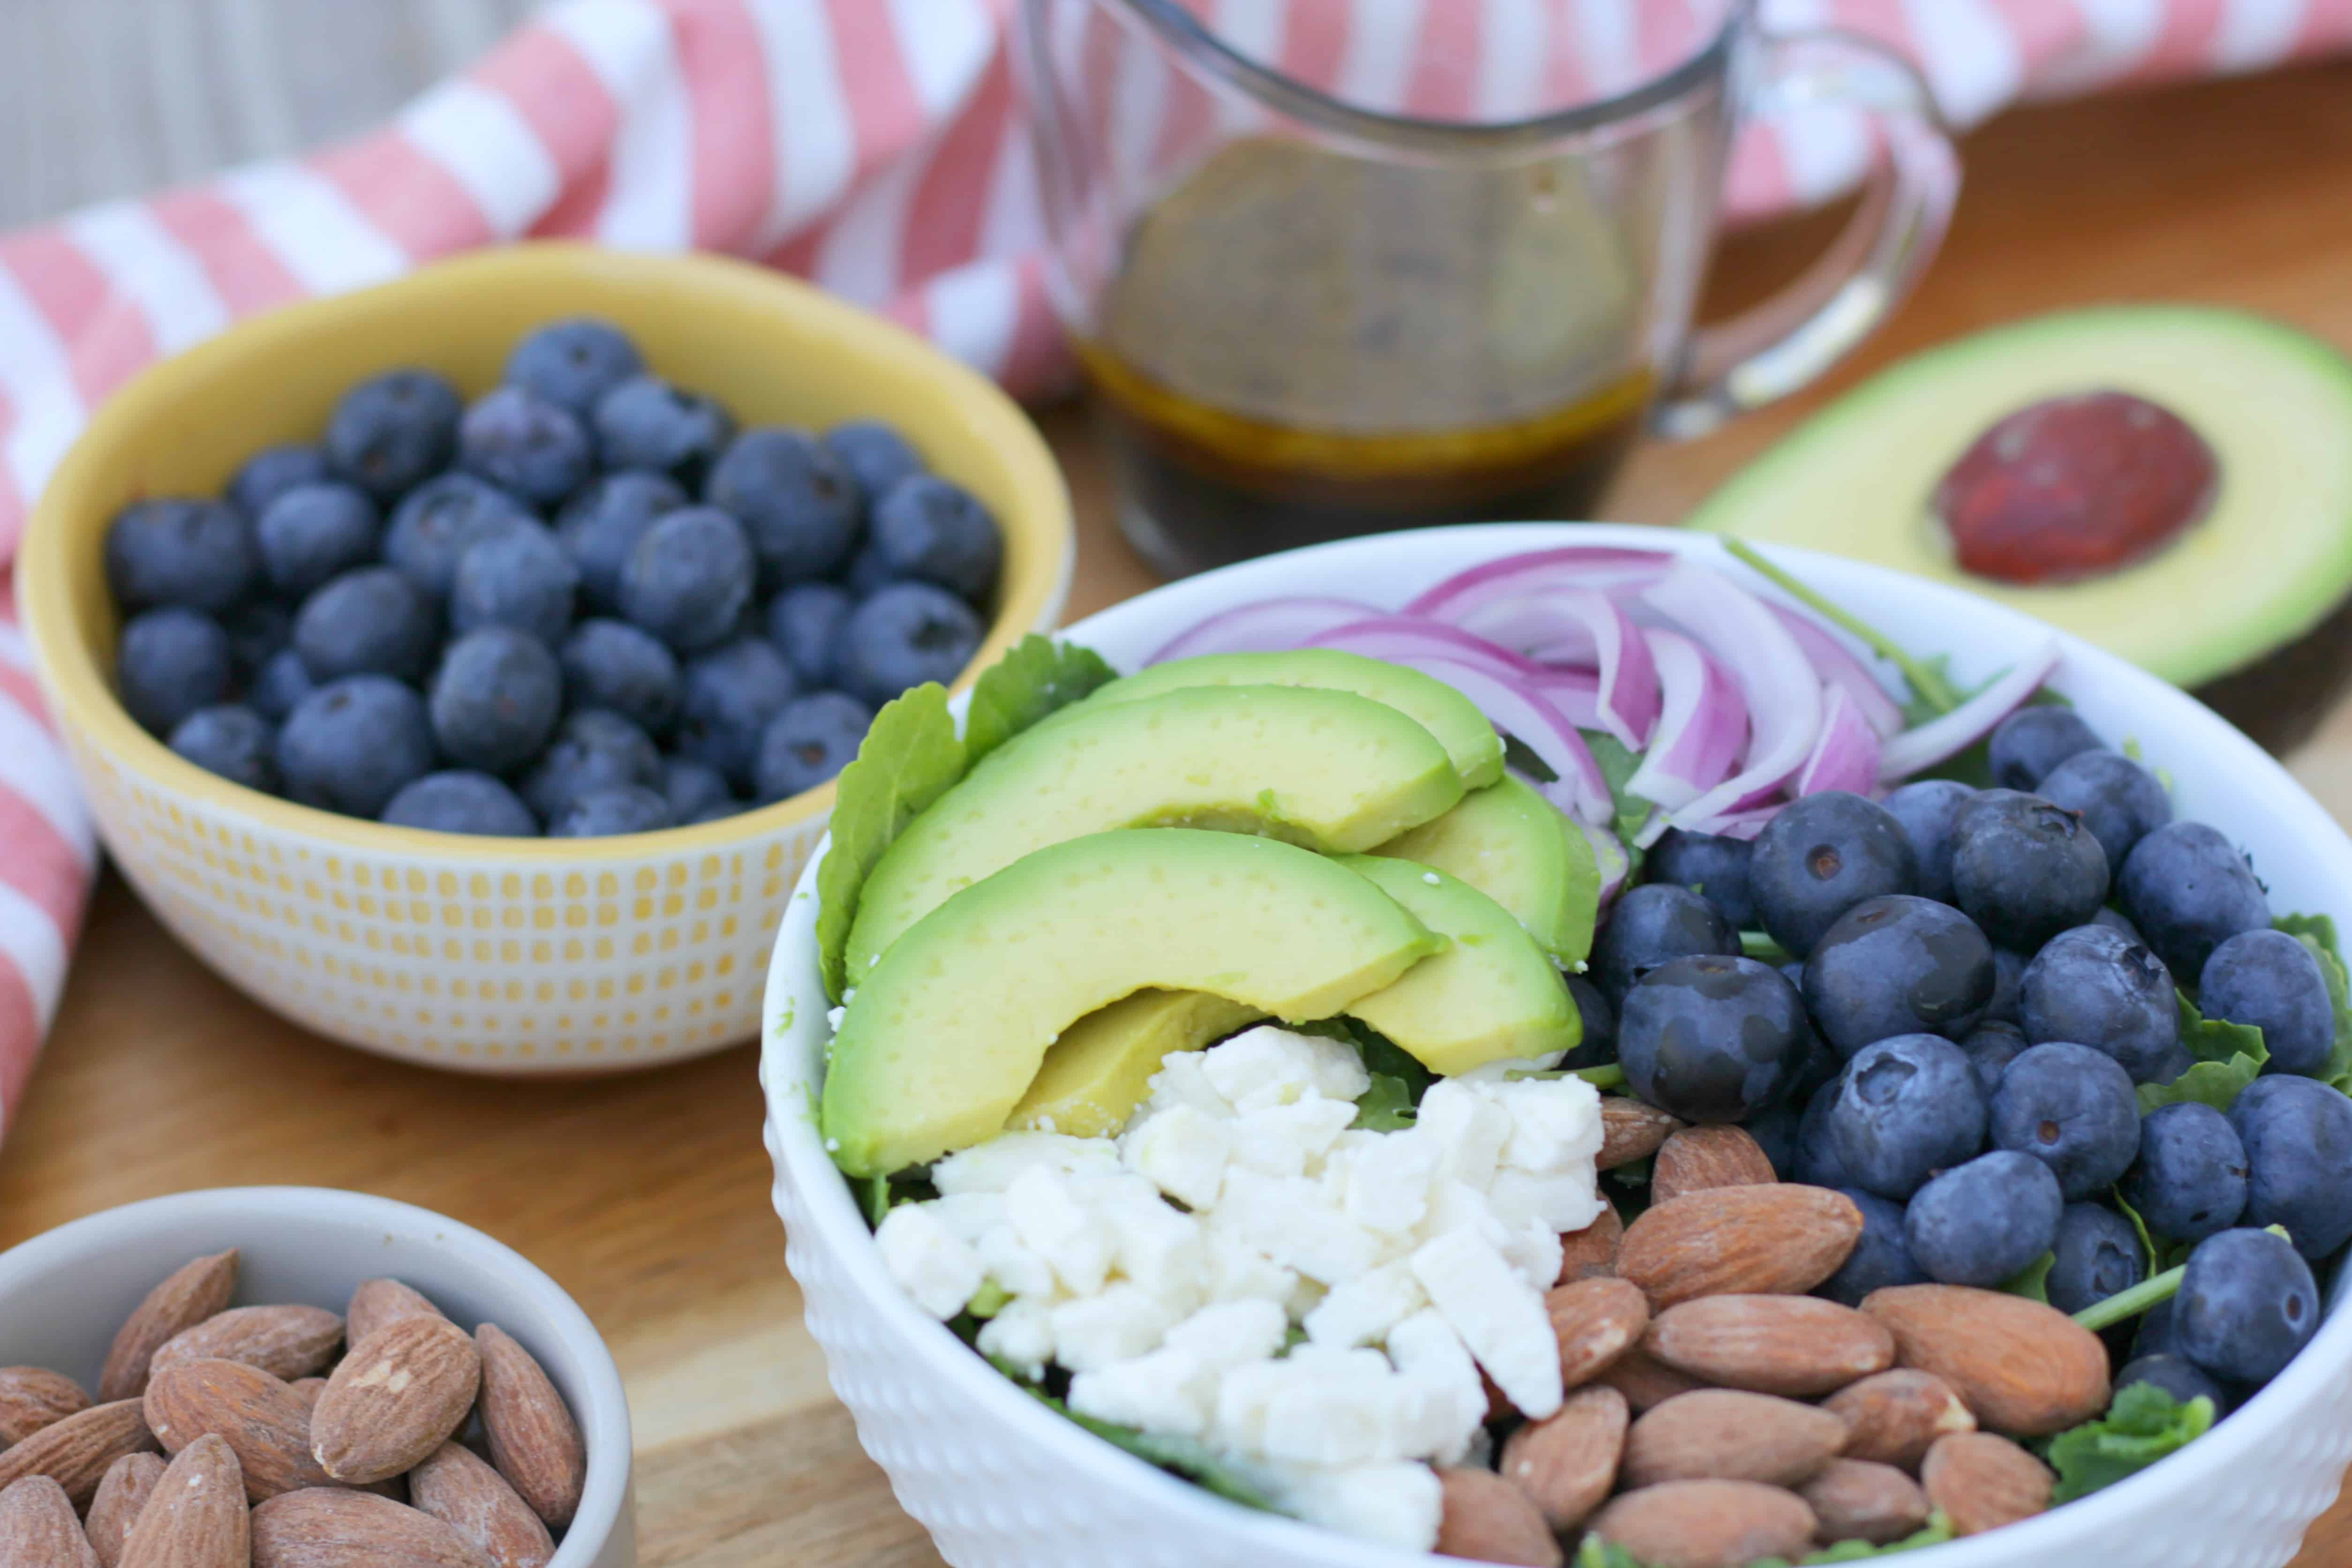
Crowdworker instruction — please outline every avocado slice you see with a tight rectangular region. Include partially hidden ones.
[1007,990,1267,1138]
[1078,649,1505,789]
[1370,774,1599,967]
[1341,857,1580,1074]
[1691,305,2352,752]
[843,684,1463,978]
[821,829,1443,1175]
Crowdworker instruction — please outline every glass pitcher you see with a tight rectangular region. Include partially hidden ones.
[1018,0,1960,577]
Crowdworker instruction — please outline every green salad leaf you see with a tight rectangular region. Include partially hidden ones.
[2111,1186,2168,1271]
[1581,730,1656,852]
[2137,990,2268,1114]
[1501,732,1559,784]
[2044,1383,2215,1504]
[2277,912,2352,1091]
[1998,1251,2056,1303]
[961,633,1118,764]
[1014,1383,1279,1512]
[1352,1073,1419,1132]
[816,683,965,1001]
[1348,1021,1434,1130]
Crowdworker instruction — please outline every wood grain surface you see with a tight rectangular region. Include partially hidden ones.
[3,21,2351,1565]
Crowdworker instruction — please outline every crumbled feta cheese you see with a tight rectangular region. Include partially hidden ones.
[933,1131,1121,1195]
[1051,1284,1181,1371]
[1122,1103,1232,1210]
[973,1224,1059,1300]
[1006,1168,1115,1295]
[975,1296,1055,1379]
[1386,1309,1487,1462]
[1414,1081,1510,1189]
[1303,1259,1427,1349]
[875,1205,983,1319]
[1204,1231,1298,1305]
[1487,1167,1605,1237]
[926,1192,1007,1244]
[1219,1170,1383,1284]
[1410,1230,1563,1420]
[1068,1344,1214,1436]
[1201,1025,1368,1111]
[1227,1097,1358,1179]
[1164,1298,1289,1367]
[1497,1074,1606,1171]
[1145,1051,1237,1121]
[1335,1128,1437,1234]
[1274,1461,1442,1551]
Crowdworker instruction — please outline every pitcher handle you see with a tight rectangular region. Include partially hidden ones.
[1652,30,1962,441]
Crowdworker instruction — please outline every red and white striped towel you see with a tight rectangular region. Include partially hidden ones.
[0,0,2346,1131]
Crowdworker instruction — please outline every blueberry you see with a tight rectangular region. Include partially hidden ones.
[248,648,317,724]
[384,473,535,600]
[118,608,235,735]
[1881,779,1974,905]
[222,600,293,688]
[2134,1296,2184,1361]
[451,523,578,647]
[683,799,746,825]
[1646,829,1756,930]
[1959,1021,2030,1097]
[705,427,863,587]
[521,709,663,822]
[2126,1101,2249,1245]
[382,770,538,836]
[560,619,680,737]
[458,386,594,507]
[767,582,854,689]
[869,476,1003,604]
[592,375,734,488]
[2018,924,2181,1083]
[226,443,332,518]
[2201,929,2336,1078]
[1592,884,1738,1007]
[1903,1151,2063,1287]
[2176,1226,2320,1385]
[1987,707,2102,792]
[839,582,985,709]
[254,483,378,599]
[756,691,874,802]
[1748,792,1917,957]
[292,566,438,683]
[274,676,437,816]
[1792,1078,1854,1188]
[168,705,277,792]
[2229,1075,2352,1258]
[842,540,897,598]
[550,785,676,838]
[2037,750,2171,868]
[2114,1354,2230,1412]
[1560,974,1616,1072]
[105,498,257,614]
[661,757,735,822]
[2046,1202,2144,1313]
[1617,954,1808,1124]
[1989,1041,2141,1200]
[429,628,563,775]
[325,368,462,500]
[557,471,686,613]
[1971,948,2028,1029]
[1824,1034,1987,1200]
[2119,821,2270,979]
[1816,1188,1925,1305]
[619,506,756,654]
[824,419,925,501]
[1781,1025,1844,1109]
[1951,792,2109,950]
[2092,906,2144,942]
[1803,895,1994,1056]
[676,637,799,792]
[1744,1104,1799,1177]
[504,317,645,418]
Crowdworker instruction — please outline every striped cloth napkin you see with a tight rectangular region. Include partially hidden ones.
[0,0,2345,1131]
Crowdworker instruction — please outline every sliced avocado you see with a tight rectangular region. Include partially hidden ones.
[821,829,1442,1175]
[1078,649,1505,789]
[1370,774,1598,966]
[843,685,1464,977]
[1692,306,2352,752]
[1341,857,1579,1075]
[1007,990,1266,1138]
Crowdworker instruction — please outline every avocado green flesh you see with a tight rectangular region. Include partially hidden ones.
[843,685,1464,978]
[1007,990,1266,1138]
[1691,305,2352,689]
[821,829,1443,1176]
[1077,649,1506,790]
[1340,857,1579,1075]
[1371,775,1599,966]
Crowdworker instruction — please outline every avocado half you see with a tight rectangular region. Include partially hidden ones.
[1691,306,2352,752]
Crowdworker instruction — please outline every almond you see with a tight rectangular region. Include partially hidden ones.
[118,1433,246,1568]
[0,1474,100,1568]
[86,1452,167,1568]
[1800,1458,1931,1546]
[1591,1345,1708,1413]
[1498,1385,1625,1532]
[152,1306,344,1383]
[409,1443,555,1568]
[1589,1479,1817,1568]
[1432,1468,1560,1567]
[1556,1202,1624,1283]
[1921,1432,2054,1536]
[1651,1126,1777,1206]
[312,1317,480,1485]
[1644,1295,1895,1397]
[142,1358,333,1502]
[0,1367,91,1446]
[288,1380,325,1410]
[1621,1388,1847,1489]
[474,1326,584,1529]
[0,1401,160,1506]
[1618,1185,1863,1309]
[1860,1284,2110,1436]
[1822,1369,1976,1471]
[1599,1098,1684,1168]
[251,1488,492,1568]
[100,1252,239,1403]
[1545,1276,1649,1391]
[345,1280,446,1347]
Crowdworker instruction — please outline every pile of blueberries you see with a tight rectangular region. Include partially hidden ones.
[1577,705,2345,1412]
[107,317,1000,836]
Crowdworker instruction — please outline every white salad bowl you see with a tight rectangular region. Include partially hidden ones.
[761,522,2352,1568]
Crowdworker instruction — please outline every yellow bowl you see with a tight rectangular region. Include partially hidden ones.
[20,244,1073,1074]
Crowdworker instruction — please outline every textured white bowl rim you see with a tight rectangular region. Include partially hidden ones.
[0,1185,633,1564]
[762,521,2352,1567]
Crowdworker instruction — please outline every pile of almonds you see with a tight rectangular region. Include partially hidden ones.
[1432,1110,2114,1568]
[0,1250,587,1568]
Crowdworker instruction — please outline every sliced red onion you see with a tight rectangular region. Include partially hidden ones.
[1578,821,1629,907]
[1405,654,1613,824]
[1518,589,1660,752]
[1623,629,1747,813]
[1767,604,1907,741]
[1670,807,1779,842]
[1146,597,1380,663]
[1878,639,2065,780]
[1794,686,1881,797]
[1529,667,1603,732]
[1404,547,1678,654]
[1303,616,1551,682]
